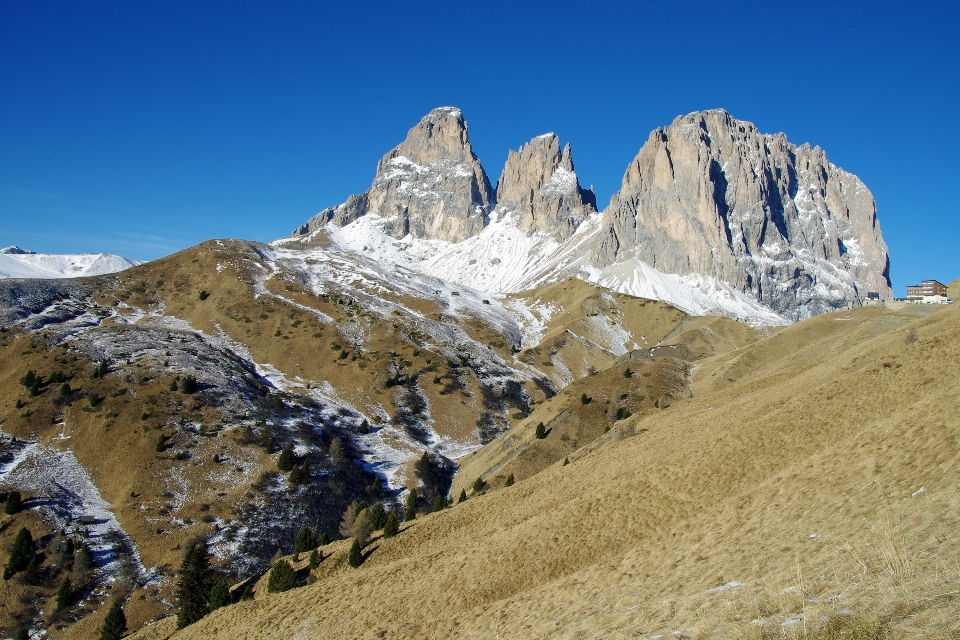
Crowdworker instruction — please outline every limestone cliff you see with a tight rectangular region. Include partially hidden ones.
[295,107,494,242]
[495,134,597,242]
[595,109,891,318]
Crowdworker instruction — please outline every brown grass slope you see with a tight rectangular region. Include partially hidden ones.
[141,302,960,638]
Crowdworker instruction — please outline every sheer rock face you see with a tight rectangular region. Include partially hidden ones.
[596,109,891,319]
[495,134,597,242]
[295,107,494,243]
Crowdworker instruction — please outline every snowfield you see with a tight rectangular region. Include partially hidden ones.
[0,246,142,279]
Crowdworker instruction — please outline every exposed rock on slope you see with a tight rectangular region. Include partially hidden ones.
[495,134,597,242]
[295,107,494,243]
[596,109,891,318]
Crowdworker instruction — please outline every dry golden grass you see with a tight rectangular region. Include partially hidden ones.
[134,302,960,639]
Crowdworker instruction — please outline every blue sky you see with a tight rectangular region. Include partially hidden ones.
[1,1,957,295]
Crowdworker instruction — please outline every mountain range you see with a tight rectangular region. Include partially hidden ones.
[291,107,891,324]
[0,246,141,280]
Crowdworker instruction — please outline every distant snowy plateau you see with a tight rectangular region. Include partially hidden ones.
[0,246,141,279]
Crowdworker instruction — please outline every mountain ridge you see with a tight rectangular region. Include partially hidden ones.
[292,107,892,323]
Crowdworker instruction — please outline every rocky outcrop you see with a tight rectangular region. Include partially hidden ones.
[495,134,597,242]
[295,107,494,243]
[595,109,891,318]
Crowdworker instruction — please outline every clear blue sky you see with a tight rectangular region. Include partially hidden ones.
[1,1,957,295]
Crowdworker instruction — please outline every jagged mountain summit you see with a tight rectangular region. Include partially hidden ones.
[290,107,891,323]
[0,246,141,279]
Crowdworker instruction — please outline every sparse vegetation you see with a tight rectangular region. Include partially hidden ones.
[99,602,127,640]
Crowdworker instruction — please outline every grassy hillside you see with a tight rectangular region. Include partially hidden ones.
[139,302,960,639]
[1,239,739,637]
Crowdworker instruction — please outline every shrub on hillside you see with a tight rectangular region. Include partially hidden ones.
[277,442,295,472]
[382,512,399,538]
[535,422,546,439]
[505,473,514,487]
[4,527,35,580]
[268,560,297,592]
[348,539,363,568]
[370,502,387,530]
[99,602,127,640]
[458,489,467,503]
[4,490,22,515]
[404,489,418,522]
[176,539,213,628]
[293,527,316,555]
[209,581,229,611]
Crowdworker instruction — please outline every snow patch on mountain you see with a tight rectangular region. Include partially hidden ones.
[0,249,141,279]
[294,211,788,326]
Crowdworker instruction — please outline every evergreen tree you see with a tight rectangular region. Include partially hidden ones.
[267,559,297,593]
[4,527,34,579]
[209,580,229,611]
[581,393,591,404]
[277,442,295,472]
[472,477,487,493]
[563,457,569,466]
[317,531,331,546]
[382,512,399,538]
[432,495,446,513]
[293,527,315,555]
[240,585,254,600]
[56,576,72,610]
[404,489,418,522]
[289,460,310,485]
[178,375,197,394]
[176,539,213,628]
[623,367,633,378]
[308,548,321,570]
[458,489,467,503]
[370,502,387,530]
[348,539,362,568]
[5,490,22,515]
[59,382,70,396]
[14,398,22,409]
[28,379,41,397]
[22,552,41,585]
[99,602,127,640]
[535,422,546,439]
[505,473,515,487]
[19,370,36,388]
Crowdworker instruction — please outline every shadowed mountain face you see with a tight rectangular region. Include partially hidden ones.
[294,108,891,322]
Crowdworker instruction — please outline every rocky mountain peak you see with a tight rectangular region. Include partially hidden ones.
[495,134,596,241]
[294,107,494,243]
[597,109,892,319]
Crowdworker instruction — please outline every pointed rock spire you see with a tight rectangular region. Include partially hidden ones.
[495,134,596,241]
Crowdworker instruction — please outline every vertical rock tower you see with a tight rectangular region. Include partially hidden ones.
[296,107,494,243]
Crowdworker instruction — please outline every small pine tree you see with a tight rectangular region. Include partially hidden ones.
[293,527,315,555]
[5,490,22,515]
[240,585,254,600]
[563,457,569,466]
[155,434,168,452]
[308,548,321,570]
[29,379,41,397]
[458,489,467,503]
[19,370,36,388]
[623,367,633,378]
[359,420,369,434]
[317,531,331,546]
[432,495,446,512]
[267,560,297,592]
[178,375,197,394]
[348,539,362,568]
[169,378,178,392]
[277,442,295,472]
[581,393,591,404]
[176,539,213,628]
[56,576,72,610]
[289,460,310,485]
[100,602,127,640]
[382,512,399,538]
[198,290,209,301]
[535,422,546,439]
[59,382,71,396]
[404,489,418,522]
[22,552,41,585]
[209,580,229,611]
[370,503,387,530]
[14,398,22,409]
[505,473,515,487]
[4,527,34,579]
